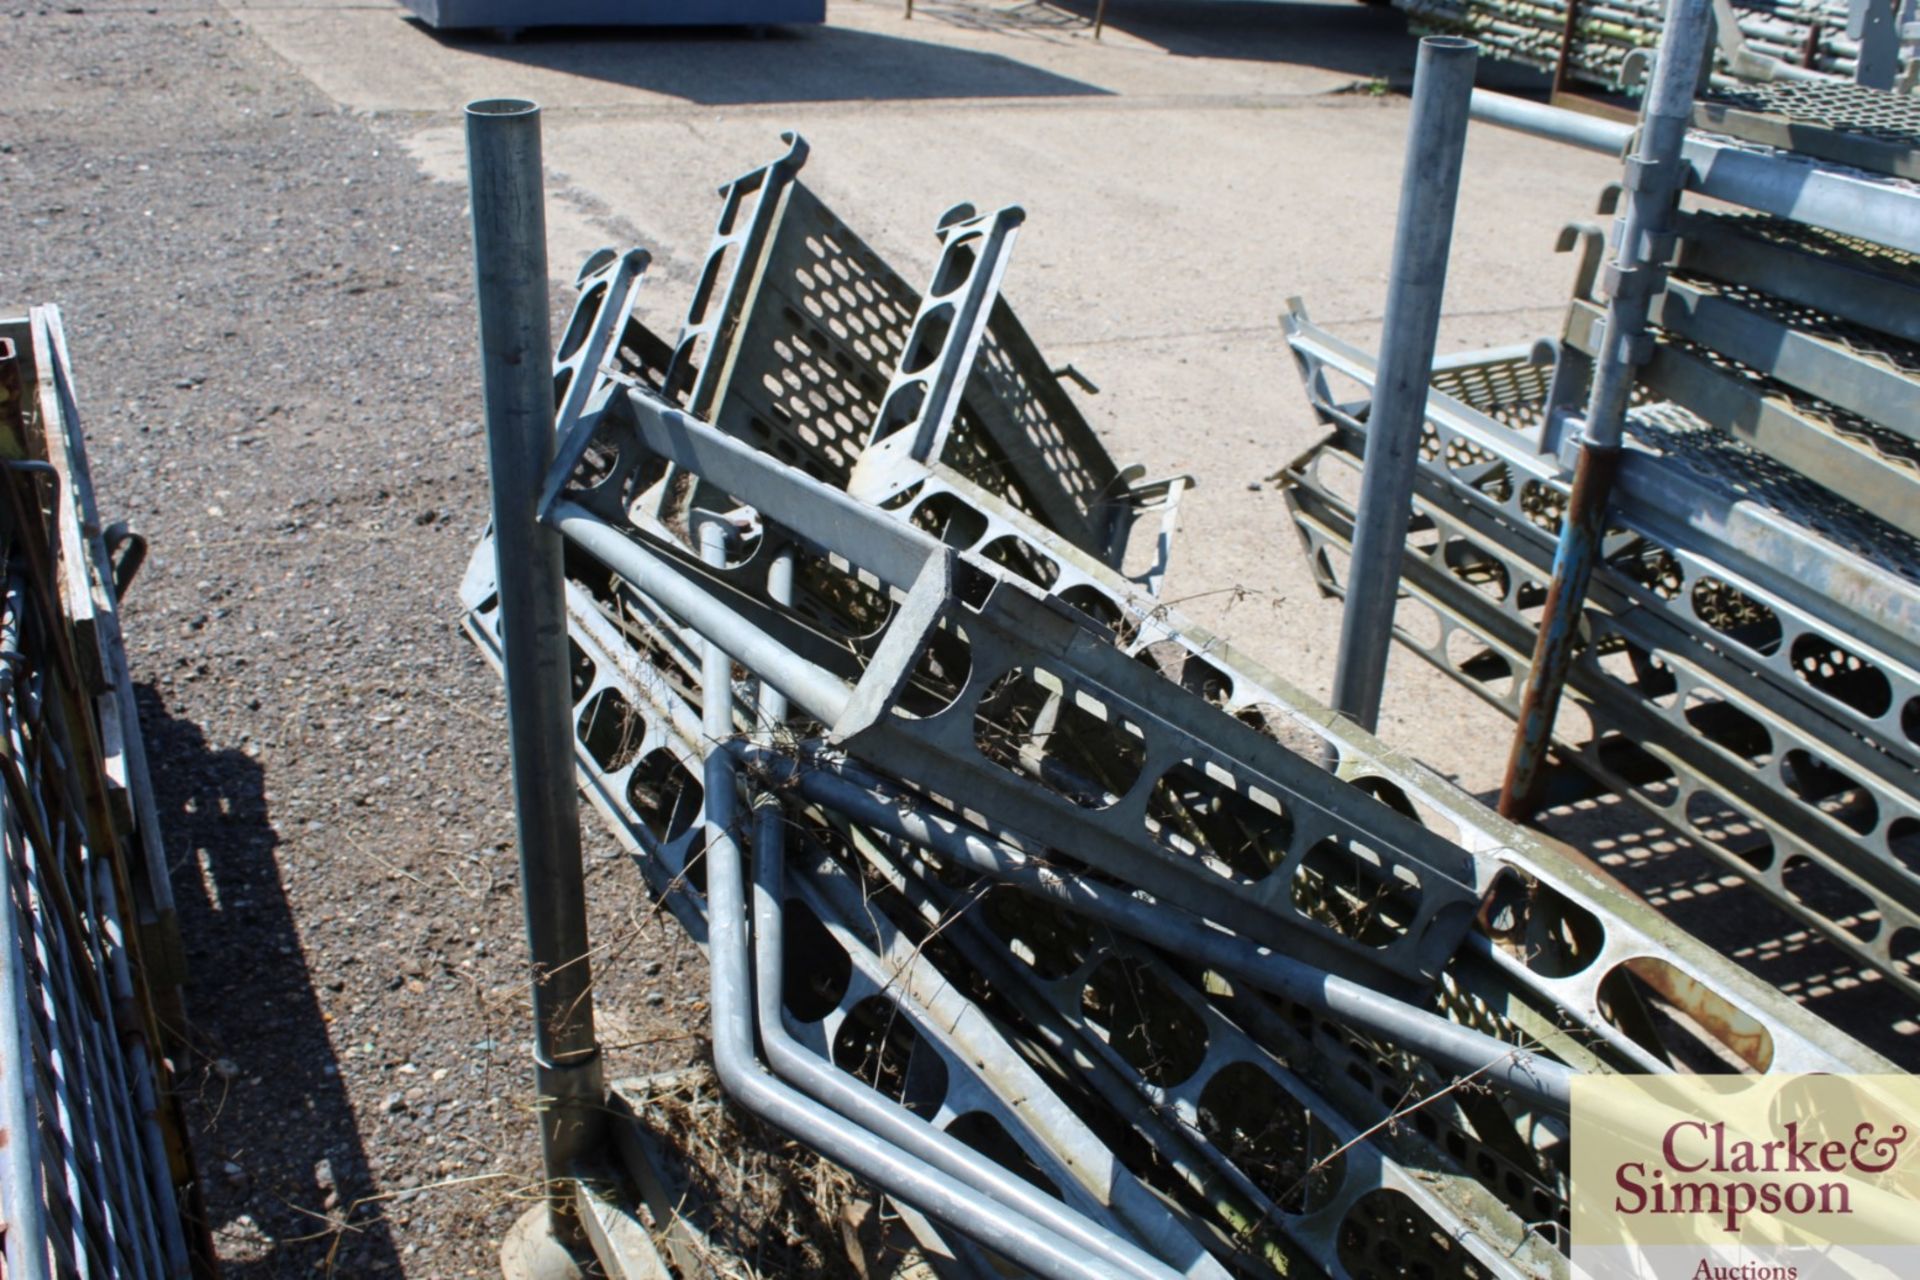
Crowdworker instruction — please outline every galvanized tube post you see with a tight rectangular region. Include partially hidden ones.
[1328,36,1480,737]
[1497,0,1714,819]
[1468,89,1633,155]
[465,98,603,1230]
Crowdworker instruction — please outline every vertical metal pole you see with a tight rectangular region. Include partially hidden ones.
[465,98,603,1229]
[1497,0,1714,819]
[1328,36,1480,738]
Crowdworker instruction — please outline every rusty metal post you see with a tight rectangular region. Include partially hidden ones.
[465,97,603,1239]
[1497,0,1715,819]
[1328,35,1479,738]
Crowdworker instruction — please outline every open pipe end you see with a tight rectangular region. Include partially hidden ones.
[467,97,540,119]
[1420,35,1479,53]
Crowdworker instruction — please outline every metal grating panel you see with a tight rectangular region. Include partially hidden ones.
[1285,438,1920,1006]
[724,185,917,485]
[1429,355,1553,433]
[1624,401,1920,590]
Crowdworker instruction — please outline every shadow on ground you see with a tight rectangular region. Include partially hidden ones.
[1043,0,1565,87]
[422,0,1554,110]
[1023,0,1417,75]
[142,686,403,1276]
[421,18,1113,103]
[1487,782,1920,1071]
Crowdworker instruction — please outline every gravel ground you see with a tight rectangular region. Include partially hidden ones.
[5,4,706,1274]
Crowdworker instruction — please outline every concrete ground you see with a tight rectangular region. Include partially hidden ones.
[225,0,1621,787]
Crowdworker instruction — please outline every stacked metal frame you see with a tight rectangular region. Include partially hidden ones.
[1398,0,1883,91]
[1279,97,1920,1048]
[0,307,206,1279]
[463,136,1900,1280]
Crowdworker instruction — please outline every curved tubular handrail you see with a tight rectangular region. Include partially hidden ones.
[692,526,1184,1280]
[740,546,1203,1280]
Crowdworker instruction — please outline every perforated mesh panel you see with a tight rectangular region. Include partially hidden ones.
[711,183,916,486]
[1658,329,1920,488]
[1687,211,1920,283]
[1675,273,1920,380]
[694,179,1131,561]
[1701,80,1920,177]
[965,300,1119,525]
[1625,402,1920,589]
[1429,356,1552,434]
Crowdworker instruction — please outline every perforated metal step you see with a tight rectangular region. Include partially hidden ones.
[1698,80,1920,181]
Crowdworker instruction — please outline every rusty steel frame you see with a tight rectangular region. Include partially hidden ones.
[1498,0,1714,818]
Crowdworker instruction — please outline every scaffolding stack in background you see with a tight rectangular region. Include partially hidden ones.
[1400,0,1913,93]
